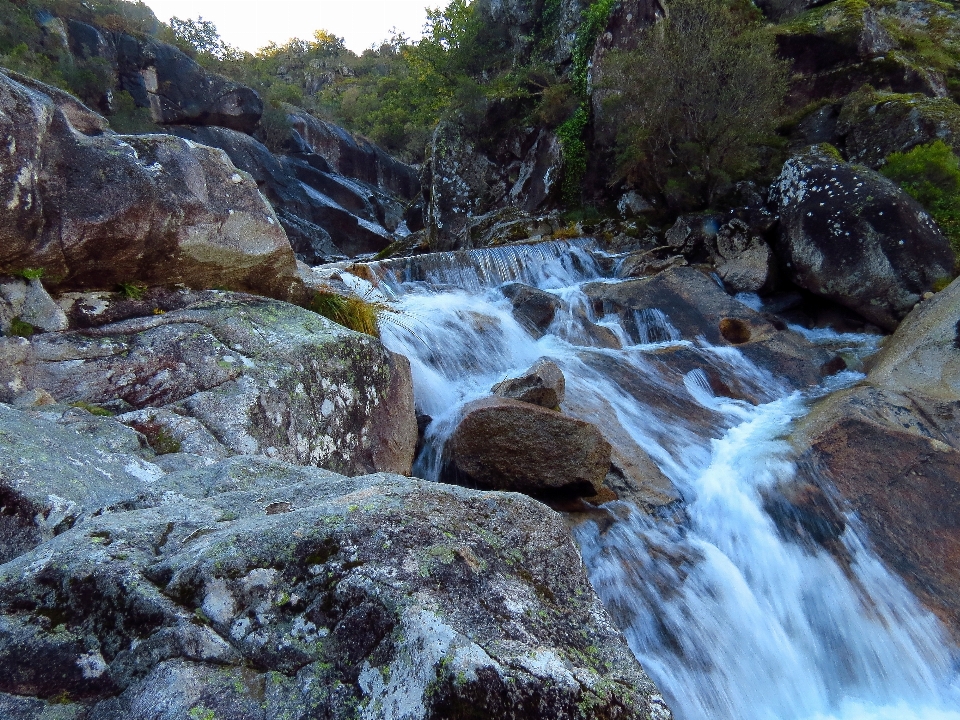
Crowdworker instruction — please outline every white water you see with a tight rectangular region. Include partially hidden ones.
[347,241,960,720]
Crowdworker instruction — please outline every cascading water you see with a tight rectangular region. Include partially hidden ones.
[343,240,960,719]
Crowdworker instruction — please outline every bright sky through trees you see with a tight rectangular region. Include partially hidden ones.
[143,1,439,53]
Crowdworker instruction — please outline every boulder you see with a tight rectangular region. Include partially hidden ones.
[584,266,836,388]
[664,213,722,261]
[0,292,417,478]
[0,73,302,301]
[0,402,672,719]
[501,282,563,337]
[837,88,960,168]
[116,35,262,133]
[712,220,775,294]
[615,249,687,279]
[0,277,68,334]
[0,68,109,136]
[771,145,955,330]
[492,358,566,408]
[443,397,611,498]
[791,276,960,638]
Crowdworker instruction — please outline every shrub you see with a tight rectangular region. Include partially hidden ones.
[108,91,157,134]
[881,140,960,259]
[602,0,789,209]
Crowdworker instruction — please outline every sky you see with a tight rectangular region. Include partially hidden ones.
[142,1,443,54]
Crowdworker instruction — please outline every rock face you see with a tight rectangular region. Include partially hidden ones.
[0,72,301,300]
[0,292,417,478]
[443,397,611,498]
[837,87,960,168]
[492,358,566,408]
[0,402,672,720]
[771,145,955,330]
[792,276,960,638]
[167,125,404,263]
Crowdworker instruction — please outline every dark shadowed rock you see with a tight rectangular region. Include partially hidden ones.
[501,282,562,337]
[0,403,672,719]
[0,73,301,300]
[443,397,611,498]
[0,292,417,478]
[755,0,829,21]
[713,220,776,294]
[772,145,955,330]
[492,358,566,408]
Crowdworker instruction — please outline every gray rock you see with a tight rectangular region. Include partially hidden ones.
[0,72,301,302]
[0,293,417,478]
[771,145,955,330]
[501,282,562,337]
[492,358,566,408]
[0,431,671,719]
[442,397,611,498]
[713,220,775,294]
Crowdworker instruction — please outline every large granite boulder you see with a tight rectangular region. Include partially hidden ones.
[791,276,960,638]
[442,397,611,498]
[771,145,955,330]
[0,292,417,478]
[0,72,301,301]
[0,402,672,719]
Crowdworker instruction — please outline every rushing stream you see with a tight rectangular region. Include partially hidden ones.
[342,240,960,720]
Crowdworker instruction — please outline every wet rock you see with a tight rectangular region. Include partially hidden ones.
[584,266,835,387]
[443,397,611,498]
[492,358,566,408]
[0,292,417,478]
[615,249,688,279]
[771,145,955,330]
[837,88,960,168]
[501,282,563,337]
[0,73,301,301]
[0,413,671,718]
[466,208,561,248]
[792,276,960,638]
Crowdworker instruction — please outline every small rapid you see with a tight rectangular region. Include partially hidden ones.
[345,240,960,719]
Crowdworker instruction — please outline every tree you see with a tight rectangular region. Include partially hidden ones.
[602,0,789,208]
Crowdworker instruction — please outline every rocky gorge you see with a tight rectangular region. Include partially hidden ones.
[1,0,960,718]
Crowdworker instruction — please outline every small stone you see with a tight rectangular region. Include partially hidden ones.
[492,358,565,408]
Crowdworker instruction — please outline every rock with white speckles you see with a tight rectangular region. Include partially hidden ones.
[0,402,673,719]
[0,72,302,302]
[771,144,955,330]
[0,292,417,478]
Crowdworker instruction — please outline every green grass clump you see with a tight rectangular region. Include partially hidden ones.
[117,282,147,300]
[16,267,44,280]
[881,140,960,260]
[8,317,34,337]
[310,292,380,337]
[69,401,114,417]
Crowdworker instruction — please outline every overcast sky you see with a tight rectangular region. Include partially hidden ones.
[143,1,443,54]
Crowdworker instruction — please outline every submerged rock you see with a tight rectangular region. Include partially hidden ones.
[0,400,672,719]
[771,145,954,330]
[501,282,562,337]
[443,397,611,498]
[0,292,417,478]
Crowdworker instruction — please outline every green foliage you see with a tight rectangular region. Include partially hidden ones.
[571,0,617,97]
[17,267,44,280]
[8,317,35,337]
[310,292,380,337]
[69,401,114,417]
[882,140,960,259]
[117,281,147,300]
[556,105,590,205]
[602,0,789,209]
[107,90,157,133]
[188,707,216,720]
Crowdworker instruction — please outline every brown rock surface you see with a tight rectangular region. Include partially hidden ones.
[442,397,611,498]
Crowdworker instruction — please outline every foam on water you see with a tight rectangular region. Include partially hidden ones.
[362,240,960,720]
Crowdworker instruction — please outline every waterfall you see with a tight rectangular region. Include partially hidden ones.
[352,240,960,719]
